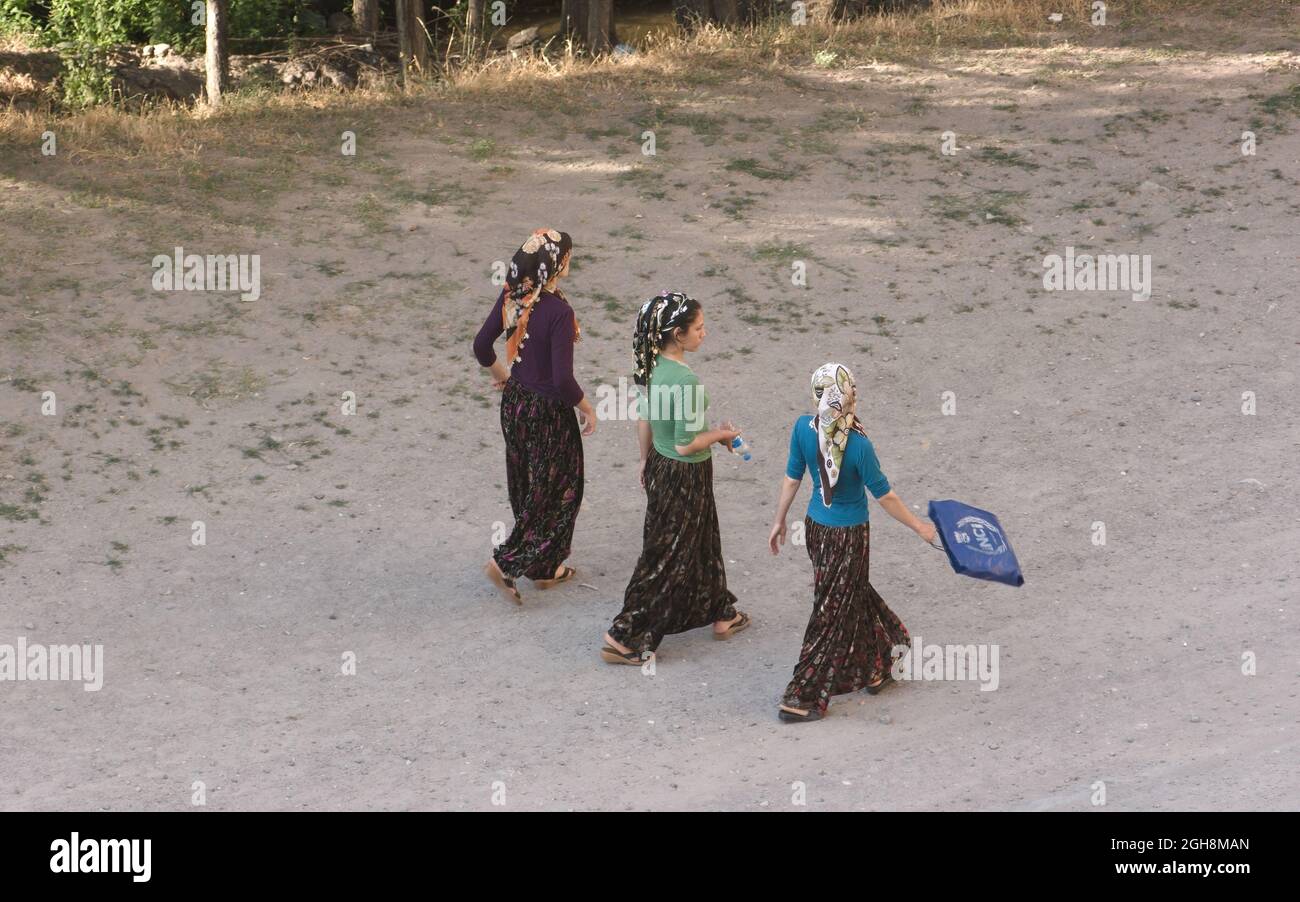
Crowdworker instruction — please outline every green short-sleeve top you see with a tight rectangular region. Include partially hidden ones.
[635,356,711,463]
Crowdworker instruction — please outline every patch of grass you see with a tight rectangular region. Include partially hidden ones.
[615,165,668,200]
[977,146,1038,170]
[930,190,1027,228]
[0,545,26,566]
[469,137,498,160]
[664,111,724,145]
[357,194,391,234]
[0,503,39,522]
[164,362,266,406]
[711,191,758,221]
[1248,84,1300,132]
[903,96,930,116]
[724,158,794,181]
[397,179,475,208]
[750,241,813,264]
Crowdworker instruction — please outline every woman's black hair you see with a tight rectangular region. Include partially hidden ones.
[632,293,703,386]
[654,298,701,348]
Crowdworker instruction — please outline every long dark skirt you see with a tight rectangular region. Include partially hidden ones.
[493,379,584,580]
[781,517,910,713]
[608,449,737,654]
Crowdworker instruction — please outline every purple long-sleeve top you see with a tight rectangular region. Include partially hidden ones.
[473,289,585,406]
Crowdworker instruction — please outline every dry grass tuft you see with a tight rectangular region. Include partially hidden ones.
[0,0,1293,154]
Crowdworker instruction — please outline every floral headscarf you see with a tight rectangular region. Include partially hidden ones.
[810,362,867,506]
[632,291,695,386]
[502,228,577,365]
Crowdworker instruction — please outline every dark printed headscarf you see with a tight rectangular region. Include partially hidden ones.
[632,291,695,386]
[502,228,577,365]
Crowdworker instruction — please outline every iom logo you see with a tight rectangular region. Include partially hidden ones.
[952,516,1007,556]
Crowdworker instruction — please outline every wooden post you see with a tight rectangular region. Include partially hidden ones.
[396,0,410,82]
[353,0,378,34]
[204,0,229,108]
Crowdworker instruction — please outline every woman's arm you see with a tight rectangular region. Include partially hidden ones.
[674,425,738,457]
[550,306,595,435]
[768,476,802,554]
[473,292,505,370]
[636,419,653,487]
[876,490,937,544]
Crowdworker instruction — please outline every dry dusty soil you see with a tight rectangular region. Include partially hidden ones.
[1,19,1298,809]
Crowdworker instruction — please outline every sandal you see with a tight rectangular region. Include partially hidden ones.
[533,565,576,590]
[712,610,751,641]
[778,704,823,723]
[484,560,522,605]
[864,674,895,695]
[600,645,647,666]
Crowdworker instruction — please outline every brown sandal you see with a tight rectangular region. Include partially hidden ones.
[534,565,576,590]
[779,704,823,723]
[600,645,647,666]
[712,610,751,641]
[484,560,522,605]
[864,674,895,695]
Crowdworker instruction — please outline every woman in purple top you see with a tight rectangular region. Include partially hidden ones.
[473,228,597,604]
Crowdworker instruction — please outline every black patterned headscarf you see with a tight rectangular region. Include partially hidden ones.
[632,291,696,386]
[502,228,576,365]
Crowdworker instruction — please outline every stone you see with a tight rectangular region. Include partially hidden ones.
[507,26,542,51]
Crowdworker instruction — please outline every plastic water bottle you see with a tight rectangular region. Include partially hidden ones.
[731,436,753,461]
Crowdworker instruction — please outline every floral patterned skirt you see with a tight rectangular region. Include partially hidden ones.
[493,379,584,580]
[608,449,737,654]
[781,517,910,713]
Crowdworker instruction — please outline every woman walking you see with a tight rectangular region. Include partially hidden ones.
[601,292,750,664]
[473,228,597,604]
[767,363,936,722]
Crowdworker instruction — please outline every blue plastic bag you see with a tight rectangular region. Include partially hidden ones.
[928,500,1025,587]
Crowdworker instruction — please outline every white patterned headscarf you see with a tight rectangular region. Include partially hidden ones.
[809,363,867,506]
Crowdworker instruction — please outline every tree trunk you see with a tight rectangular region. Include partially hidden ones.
[561,0,590,40]
[352,0,378,34]
[712,0,740,25]
[466,0,484,57]
[587,0,612,54]
[204,0,229,108]
[396,0,429,80]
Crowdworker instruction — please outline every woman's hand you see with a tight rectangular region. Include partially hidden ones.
[577,400,597,436]
[877,490,938,548]
[489,360,510,391]
[638,457,647,488]
[715,421,741,451]
[768,520,787,555]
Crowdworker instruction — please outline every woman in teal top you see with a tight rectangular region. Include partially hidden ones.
[767,363,936,722]
[601,292,750,664]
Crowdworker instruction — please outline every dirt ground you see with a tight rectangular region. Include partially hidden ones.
[2,13,1298,810]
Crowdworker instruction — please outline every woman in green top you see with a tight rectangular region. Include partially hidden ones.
[601,292,750,664]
